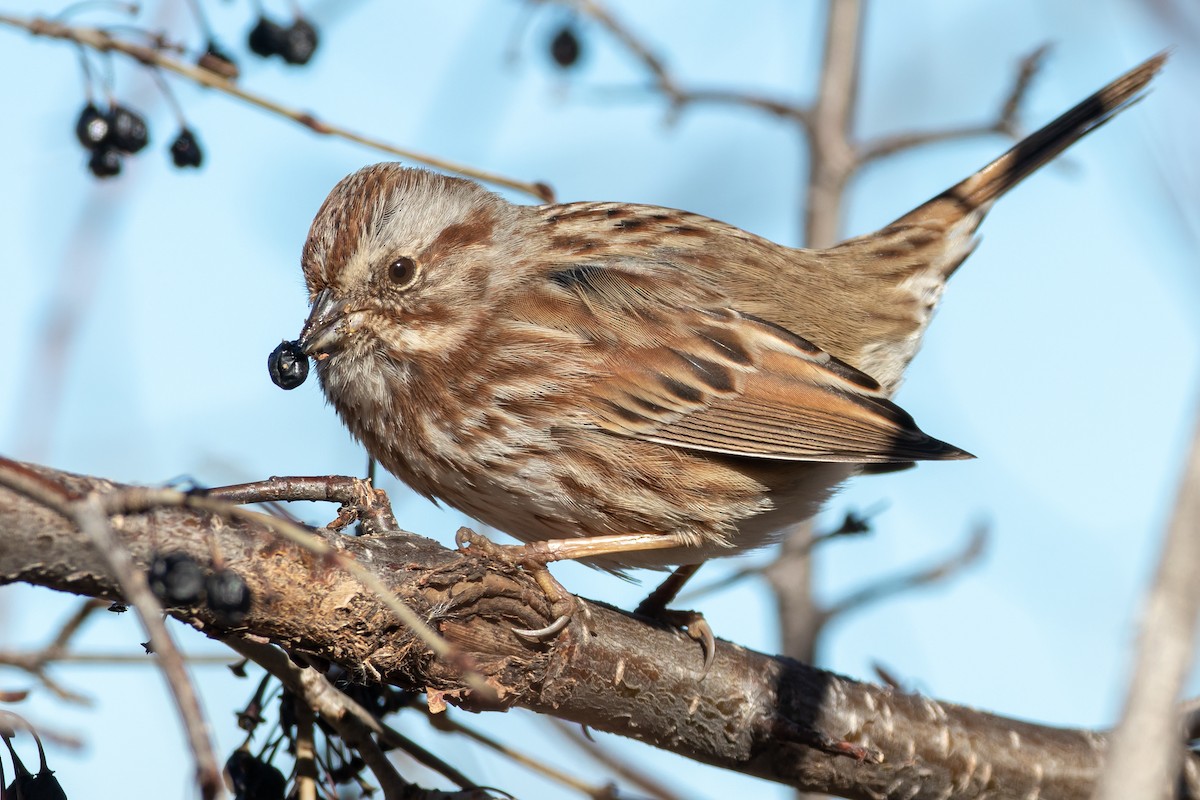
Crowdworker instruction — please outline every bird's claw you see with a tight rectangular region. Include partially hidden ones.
[639,607,716,678]
[512,614,571,641]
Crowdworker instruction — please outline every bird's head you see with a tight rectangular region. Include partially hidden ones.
[298,164,519,370]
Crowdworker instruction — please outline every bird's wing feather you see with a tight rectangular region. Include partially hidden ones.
[537,259,970,463]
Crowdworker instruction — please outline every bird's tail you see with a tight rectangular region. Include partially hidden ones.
[893,52,1167,237]
[818,54,1166,392]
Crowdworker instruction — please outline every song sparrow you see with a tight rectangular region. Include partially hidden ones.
[291,56,1163,582]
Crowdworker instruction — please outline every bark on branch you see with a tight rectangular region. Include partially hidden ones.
[0,460,1190,800]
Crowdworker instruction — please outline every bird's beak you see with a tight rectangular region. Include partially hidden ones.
[298,288,347,357]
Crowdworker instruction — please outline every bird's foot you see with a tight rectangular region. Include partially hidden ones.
[634,563,715,677]
[454,527,577,640]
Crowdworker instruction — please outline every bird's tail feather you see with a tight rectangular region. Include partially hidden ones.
[895,52,1167,231]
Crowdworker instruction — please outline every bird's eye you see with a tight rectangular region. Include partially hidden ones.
[388,256,418,288]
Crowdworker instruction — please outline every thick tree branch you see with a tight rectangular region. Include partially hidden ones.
[0,462,223,799]
[2,460,1192,800]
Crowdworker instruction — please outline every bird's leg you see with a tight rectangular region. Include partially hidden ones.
[456,528,692,564]
[635,563,715,676]
[637,562,703,615]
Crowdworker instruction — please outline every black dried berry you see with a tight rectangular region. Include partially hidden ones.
[148,552,206,606]
[550,25,581,68]
[198,40,240,80]
[7,767,67,800]
[75,102,110,149]
[87,147,122,178]
[2,727,65,800]
[248,15,287,58]
[268,340,309,390]
[224,749,252,789]
[277,688,297,731]
[107,104,149,154]
[280,17,319,65]
[206,568,252,625]
[225,750,286,800]
[170,128,203,168]
[2,724,63,800]
[328,755,366,784]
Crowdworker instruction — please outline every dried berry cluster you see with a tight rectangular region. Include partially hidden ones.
[196,11,321,77]
[147,552,252,625]
[225,668,412,799]
[66,7,588,182]
[247,14,319,65]
[74,99,202,178]
[73,6,322,180]
[224,748,286,800]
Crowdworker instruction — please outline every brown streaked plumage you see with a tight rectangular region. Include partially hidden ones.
[295,55,1163,573]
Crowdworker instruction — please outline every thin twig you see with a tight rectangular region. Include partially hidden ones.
[295,678,411,800]
[204,475,399,534]
[293,693,319,800]
[0,663,90,705]
[225,638,496,800]
[427,710,614,799]
[74,495,225,800]
[819,524,988,625]
[679,508,880,603]
[227,638,413,800]
[1,660,79,706]
[48,598,107,651]
[0,713,84,752]
[253,646,481,791]
[804,0,864,249]
[0,599,108,704]
[373,725,478,791]
[547,718,686,800]
[857,44,1050,165]
[0,651,237,667]
[0,13,554,202]
[562,0,811,127]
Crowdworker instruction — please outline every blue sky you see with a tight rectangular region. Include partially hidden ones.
[2,1,1198,797]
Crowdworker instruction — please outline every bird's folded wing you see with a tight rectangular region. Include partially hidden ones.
[588,309,970,463]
